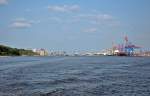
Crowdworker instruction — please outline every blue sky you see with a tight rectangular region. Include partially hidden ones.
[0,0,150,52]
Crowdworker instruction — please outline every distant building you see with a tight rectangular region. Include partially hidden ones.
[32,48,48,56]
[49,51,67,56]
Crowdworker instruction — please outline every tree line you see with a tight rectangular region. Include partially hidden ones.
[0,45,38,56]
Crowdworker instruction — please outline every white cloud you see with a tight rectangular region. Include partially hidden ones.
[12,22,31,28]
[97,14,113,20]
[11,18,32,28]
[48,5,80,12]
[77,14,113,21]
[84,28,97,33]
[76,13,119,27]
[0,0,8,5]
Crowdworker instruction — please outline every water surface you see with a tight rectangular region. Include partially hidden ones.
[0,56,150,96]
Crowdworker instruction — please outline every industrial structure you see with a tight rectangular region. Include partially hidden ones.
[30,36,149,57]
[112,36,141,56]
[70,36,144,57]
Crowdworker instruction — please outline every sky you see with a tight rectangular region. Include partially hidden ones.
[0,0,150,52]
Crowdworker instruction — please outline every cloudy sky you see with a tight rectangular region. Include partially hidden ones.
[0,0,150,52]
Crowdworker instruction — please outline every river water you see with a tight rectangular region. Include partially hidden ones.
[0,56,150,96]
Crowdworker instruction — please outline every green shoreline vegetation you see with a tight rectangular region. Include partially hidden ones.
[0,45,38,56]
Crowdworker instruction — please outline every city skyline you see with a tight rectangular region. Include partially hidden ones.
[0,0,150,52]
